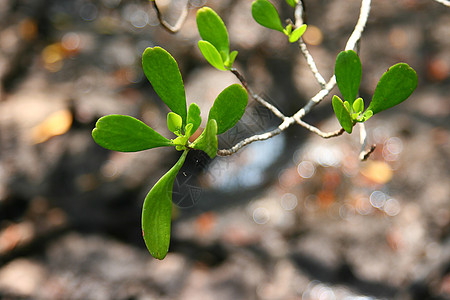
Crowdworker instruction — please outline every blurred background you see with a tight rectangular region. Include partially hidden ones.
[0,0,449,299]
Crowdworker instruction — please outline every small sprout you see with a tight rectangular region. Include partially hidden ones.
[332,95,353,134]
[289,25,307,43]
[167,112,183,136]
[191,119,219,159]
[197,7,237,71]
[352,97,364,115]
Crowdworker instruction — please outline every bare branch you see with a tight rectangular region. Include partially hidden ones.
[230,68,287,121]
[297,39,327,88]
[345,0,371,51]
[360,144,376,161]
[217,118,295,156]
[295,118,345,138]
[151,0,189,33]
[433,0,450,7]
[358,122,376,161]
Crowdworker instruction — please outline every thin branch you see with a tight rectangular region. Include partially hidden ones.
[230,68,287,121]
[433,0,450,7]
[295,118,345,138]
[297,39,327,88]
[217,118,295,156]
[358,122,376,161]
[345,0,371,51]
[151,0,189,33]
[360,144,376,161]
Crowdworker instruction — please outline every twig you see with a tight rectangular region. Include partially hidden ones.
[218,0,372,155]
[217,118,294,156]
[151,0,189,33]
[231,68,287,121]
[295,119,345,138]
[297,39,327,88]
[358,122,376,161]
[360,144,376,161]
[433,0,450,7]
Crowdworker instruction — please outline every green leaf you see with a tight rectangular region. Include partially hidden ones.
[191,119,218,159]
[368,63,418,114]
[92,115,173,152]
[251,0,285,33]
[142,150,188,259]
[208,84,248,134]
[187,103,202,136]
[142,47,187,125]
[167,112,182,135]
[196,7,230,62]
[286,0,298,7]
[332,95,353,134]
[289,24,307,43]
[198,40,226,71]
[352,97,364,115]
[225,50,238,69]
[358,109,373,122]
[335,50,362,105]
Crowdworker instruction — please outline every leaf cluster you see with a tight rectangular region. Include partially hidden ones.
[332,50,418,133]
[93,46,247,259]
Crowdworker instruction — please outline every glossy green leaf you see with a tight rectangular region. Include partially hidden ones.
[288,24,307,43]
[187,103,202,136]
[251,0,284,33]
[142,150,188,259]
[368,63,418,114]
[208,84,248,134]
[142,47,187,125]
[191,119,218,159]
[286,0,298,7]
[92,115,173,152]
[198,40,226,71]
[197,7,229,62]
[167,112,182,135]
[332,95,353,134]
[335,50,362,105]
[352,97,364,115]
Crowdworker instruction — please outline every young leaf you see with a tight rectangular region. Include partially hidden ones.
[368,63,418,114]
[142,47,187,124]
[208,84,248,134]
[251,0,285,33]
[332,95,353,134]
[191,119,218,159]
[196,7,230,62]
[198,40,227,71]
[352,97,364,115]
[167,112,182,135]
[286,0,298,7]
[142,150,188,259]
[225,50,238,69]
[187,103,202,135]
[358,109,373,122]
[335,50,362,105]
[289,24,307,43]
[92,115,173,152]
